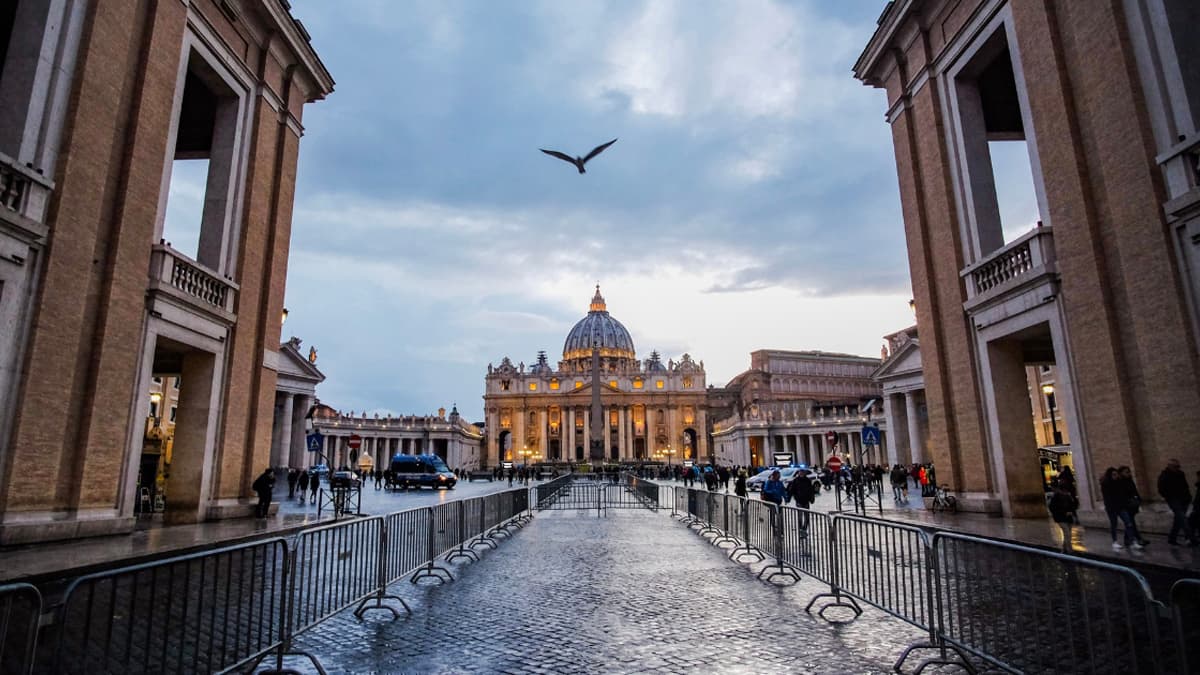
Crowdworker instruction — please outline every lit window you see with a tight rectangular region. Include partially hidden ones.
[550,379,560,390]
[529,382,537,391]
[683,376,693,388]
[609,380,618,389]
[656,380,664,389]
[633,379,644,389]
[575,381,583,389]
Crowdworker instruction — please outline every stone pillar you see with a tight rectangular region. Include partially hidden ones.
[884,393,901,466]
[538,409,548,458]
[905,391,922,464]
[289,395,309,468]
[565,408,575,459]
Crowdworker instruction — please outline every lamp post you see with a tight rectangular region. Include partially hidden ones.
[148,391,163,436]
[1041,384,1063,445]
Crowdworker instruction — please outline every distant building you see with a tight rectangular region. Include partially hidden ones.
[309,404,484,473]
[0,1,333,543]
[854,0,1199,520]
[483,286,708,466]
[711,350,886,467]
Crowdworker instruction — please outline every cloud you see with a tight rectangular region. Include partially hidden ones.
[284,1,914,420]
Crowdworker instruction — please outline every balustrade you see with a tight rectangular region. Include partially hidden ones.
[150,244,237,315]
[963,226,1056,300]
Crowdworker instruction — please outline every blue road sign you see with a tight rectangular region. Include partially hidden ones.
[306,432,324,452]
[861,425,881,446]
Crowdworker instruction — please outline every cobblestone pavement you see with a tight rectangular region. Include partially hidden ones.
[289,509,933,674]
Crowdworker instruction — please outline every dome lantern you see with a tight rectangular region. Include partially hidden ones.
[562,285,636,371]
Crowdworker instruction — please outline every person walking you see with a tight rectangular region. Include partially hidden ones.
[286,468,298,499]
[308,468,320,503]
[297,469,310,503]
[1101,466,1147,550]
[734,469,748,498]
[1157,458,1194,546]
[252,468,275,518]
[1047,483,1077,553]
[761,470,785,506]
[787,470,816,535]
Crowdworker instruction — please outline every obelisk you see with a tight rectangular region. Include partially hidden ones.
[589,340,604,463]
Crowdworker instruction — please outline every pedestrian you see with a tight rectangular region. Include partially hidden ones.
[704,468,718,491]
[1047,482,1077,553]
[308,469,320,503]
[734,469,748,498]
[1157,458,1194,546]
[286,468,298,499]
[1189,471,1200,546]
[787,470,816,534]
[1100,466,1147,550]
[890,465,906,502]
[919,466,930,497]
[374,469,383,491]
[761,470,785,506]
[297,469,310,503]
[252,468,275,518]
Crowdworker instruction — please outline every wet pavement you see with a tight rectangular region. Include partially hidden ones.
[287,509,933,674]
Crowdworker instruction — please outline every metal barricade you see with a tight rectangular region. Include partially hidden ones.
[708,493,740,548]
[289,517,384,636]
[777,506,833,586]
[382,508,431,584]
[746,499,798,584]
[411,506,454,584]
[726,495,763,564]
[535,475,573,508]
[1172,578,1200,674]
[446,497,484,563]
[601,482,660,514]
[53,538,289,675]
[926,532,1169,675]
[0,583,40,675]
[535,478,601,515]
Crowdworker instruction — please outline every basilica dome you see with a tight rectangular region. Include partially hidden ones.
[562,286,636,370]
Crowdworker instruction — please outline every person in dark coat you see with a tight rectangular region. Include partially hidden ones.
[286,468,299,499]
[297,469,310,503]
[252,468,275,518]
[734,469,748,498]
[308,469,320,502]
[1047,483,1077,553]
[787,470,817,533]
[1100,466,1147,550]
[1157,458,1194,545]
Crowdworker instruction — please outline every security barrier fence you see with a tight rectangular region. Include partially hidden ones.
[8,488,531,674]
[534,474,663,516]
[0,583,41,675]
[672,486,1194,675]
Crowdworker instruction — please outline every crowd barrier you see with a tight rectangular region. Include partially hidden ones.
[671,485,1192,674]
[0,583,41,675]
[13,488,531,674]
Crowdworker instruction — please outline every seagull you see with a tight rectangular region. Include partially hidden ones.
[540,138,618,174]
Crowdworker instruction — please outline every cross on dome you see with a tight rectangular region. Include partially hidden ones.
[589,283,606,312]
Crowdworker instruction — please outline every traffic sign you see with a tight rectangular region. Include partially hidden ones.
[348,434,362,450]
[305,432,323,453]
[861,425,881,446]
[826,455,843,472]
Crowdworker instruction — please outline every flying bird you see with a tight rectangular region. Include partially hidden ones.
[540,138,618,174]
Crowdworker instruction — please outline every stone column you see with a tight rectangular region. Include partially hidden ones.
[884,393,901,465]
[905,391,923,464]
[289,395,309,468]
[271,393,293,468]
[565,408,575,459]
[538,409,548,458]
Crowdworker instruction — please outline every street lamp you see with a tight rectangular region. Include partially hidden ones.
[1041,384,1063,445]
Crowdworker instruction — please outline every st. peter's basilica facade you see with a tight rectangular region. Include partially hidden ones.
[483,287,708,466]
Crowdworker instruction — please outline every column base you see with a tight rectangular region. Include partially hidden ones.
[0,509,136,545]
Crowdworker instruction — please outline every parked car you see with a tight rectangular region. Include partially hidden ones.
[389,454,457,490]
[746,467,821,493]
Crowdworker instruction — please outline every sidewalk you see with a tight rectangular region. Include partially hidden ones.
[290,509,930,674]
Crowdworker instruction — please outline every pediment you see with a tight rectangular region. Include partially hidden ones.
[278,340,325,383]
[873,339,921,380]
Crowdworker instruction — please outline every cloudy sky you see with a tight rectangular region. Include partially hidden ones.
[164,1,1040,421]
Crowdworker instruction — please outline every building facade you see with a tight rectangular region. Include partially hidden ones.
[271,336,326,470]
[854,0,1199,521]
[711,350,887,468]
[309,404,484,473]
[0,0,333,543]
[873,326,929,469]
[483,287,708,467]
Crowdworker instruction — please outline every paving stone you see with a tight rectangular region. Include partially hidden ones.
[284,509,945,673]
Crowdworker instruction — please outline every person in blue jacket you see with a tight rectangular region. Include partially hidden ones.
[761,470,785,506]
